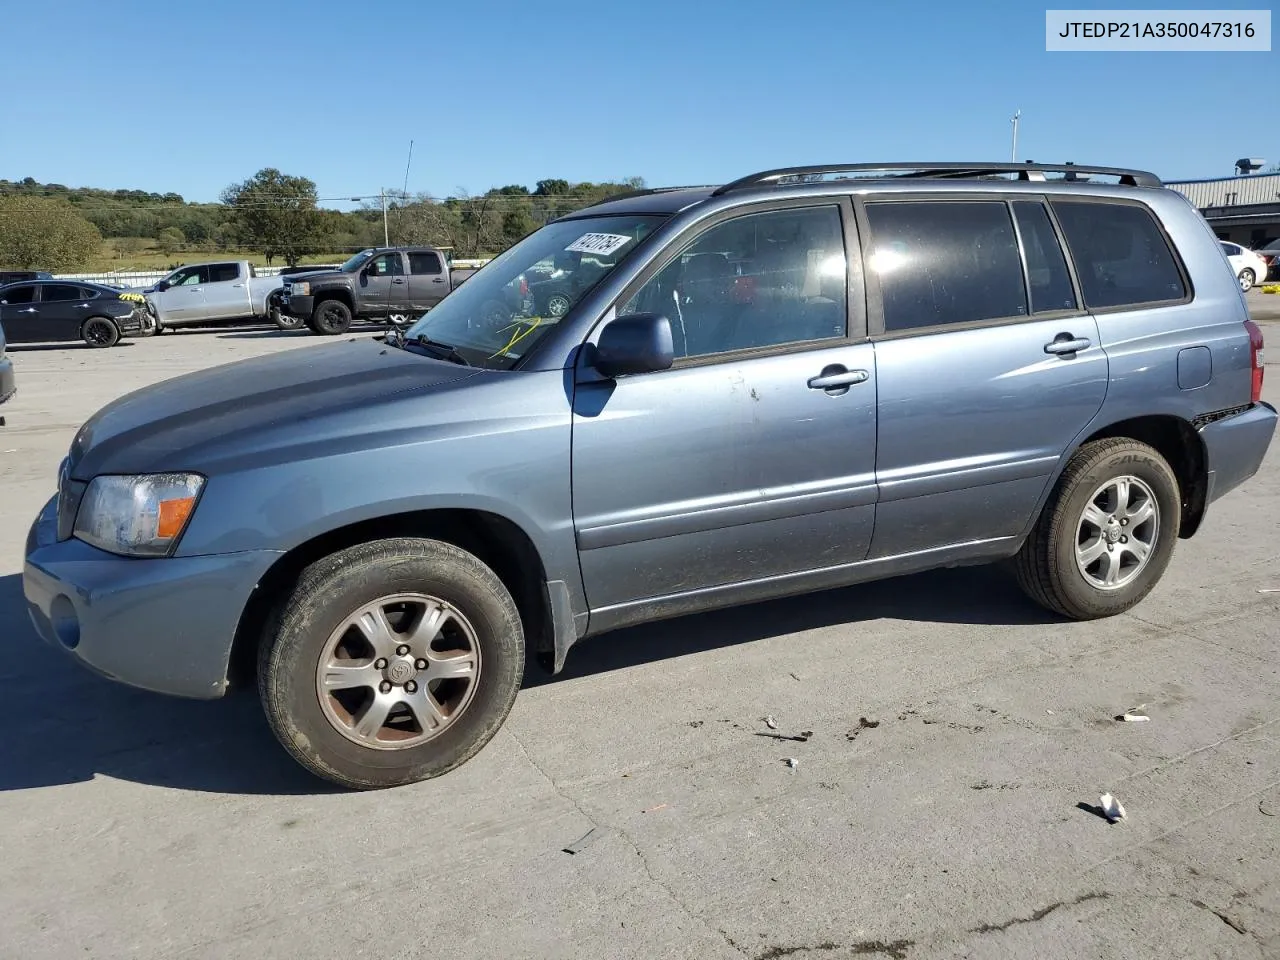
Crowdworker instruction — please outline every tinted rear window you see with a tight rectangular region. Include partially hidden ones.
[1051,201,1186,309]
[866,201,1027,332]
[1,285,36,304]
[208,263,241,283]
[41,284,85,303]
[1013,202,1077,313]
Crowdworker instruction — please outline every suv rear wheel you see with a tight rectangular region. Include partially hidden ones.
[1014,438,1180,619]
[258,538,524,790]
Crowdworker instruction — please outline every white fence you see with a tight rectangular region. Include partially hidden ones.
[54,258,491,289]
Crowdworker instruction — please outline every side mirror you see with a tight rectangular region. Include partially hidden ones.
[592,313,674,379]
[156,280,170,292]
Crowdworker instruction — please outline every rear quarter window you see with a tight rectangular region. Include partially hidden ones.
[1051,201,1187,309]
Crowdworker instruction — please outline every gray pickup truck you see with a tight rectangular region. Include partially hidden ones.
[280,247,478,335]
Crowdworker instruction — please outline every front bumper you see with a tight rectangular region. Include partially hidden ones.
[1200,402,1278,505]
[23,495,281,700]
[0,354,14,404]
[281,294,315,318]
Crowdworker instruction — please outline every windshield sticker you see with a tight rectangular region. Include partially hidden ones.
[565,233,632,256]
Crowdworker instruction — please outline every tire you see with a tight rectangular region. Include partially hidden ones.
[82,317,120,348]
[272,296,305,331]
[545,292,572,318]
[312,299,352,336]
[1014,438,1180,620]
[258,538,525,790]
[1238,269,1255,292]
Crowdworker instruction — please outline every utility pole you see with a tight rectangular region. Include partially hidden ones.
[1010,110,1021,163]
[381,190,389,248]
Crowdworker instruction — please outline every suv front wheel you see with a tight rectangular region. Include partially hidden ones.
[1015,438,1180,619]
[259,538,525,789]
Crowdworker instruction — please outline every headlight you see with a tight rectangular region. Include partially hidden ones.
[73,473,204,557]
[290,282,309,296]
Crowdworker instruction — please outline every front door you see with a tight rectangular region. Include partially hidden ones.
[359,252,409,318]
[0,284,41,340]
[571,201,878,624]
[407,251,449,312]
[862,197,1108,557]
[154,264,209,323]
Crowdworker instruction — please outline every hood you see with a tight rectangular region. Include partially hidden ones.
[284,268,348,284]
[68,339,481,478]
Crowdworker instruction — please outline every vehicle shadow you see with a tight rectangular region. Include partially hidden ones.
[0,574,330,796]
[6,341,136,353]
[523,564,1055,687]
[0,563,1054,795]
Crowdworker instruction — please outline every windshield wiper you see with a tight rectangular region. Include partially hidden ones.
[408,334,470,366]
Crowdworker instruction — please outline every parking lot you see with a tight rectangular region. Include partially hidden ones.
[1,296,1278,959]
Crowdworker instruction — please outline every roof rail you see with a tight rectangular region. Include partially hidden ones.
[594,184,719,205]
[710,162,1162,195]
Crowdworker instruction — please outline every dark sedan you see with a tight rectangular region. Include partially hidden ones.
[0,280,150,347]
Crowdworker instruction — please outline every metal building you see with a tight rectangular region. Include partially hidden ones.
[1166,173,1280,249]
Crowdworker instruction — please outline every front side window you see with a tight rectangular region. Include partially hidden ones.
[404,214,662,370]
[41,284,84,303]
[207,263,240,283]
[1051,201,1186,309]
[622,205,847,358]
[366,254,404,277]
[867,201,1027,332]
[168,266,208,286]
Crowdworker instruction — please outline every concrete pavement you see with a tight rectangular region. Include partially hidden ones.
[0,311,1277,960]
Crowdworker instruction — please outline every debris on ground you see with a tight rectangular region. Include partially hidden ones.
[1099,793,1127,823]
[756,731,812,743]
[562,827,599,855]
[1046,710,1055,716]
[1116,704,1150,723]
[790,672,801,681]
[1260,798,1276,817]
[846,717,881,741]
[763,715,778,730]
[642,803,668,814]
[688,721,703,728]
[1258,588,1280,594]
[783,758,799,770]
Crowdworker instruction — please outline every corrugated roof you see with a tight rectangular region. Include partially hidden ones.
[1166,173,1280,208]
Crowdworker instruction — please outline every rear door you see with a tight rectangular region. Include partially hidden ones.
[0,284,41,340]
[199,262,250,319]
[863,196,1107,557]
[35,283,93,341]
[359,252,407,317]
[407,251,449,311]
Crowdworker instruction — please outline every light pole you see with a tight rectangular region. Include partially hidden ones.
[1010,110,1021,163]
[351,194,390,248]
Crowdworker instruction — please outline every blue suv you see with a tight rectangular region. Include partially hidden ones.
[23,162,1276,789]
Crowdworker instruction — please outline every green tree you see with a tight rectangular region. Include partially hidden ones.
[0,195,101,270]
[221,168,329,266]
[158,226,186,254]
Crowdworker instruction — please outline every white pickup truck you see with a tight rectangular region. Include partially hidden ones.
[140,260,284,330]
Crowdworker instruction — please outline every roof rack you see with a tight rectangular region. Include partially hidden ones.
[594,184,719,204]
[711,162,1162,195]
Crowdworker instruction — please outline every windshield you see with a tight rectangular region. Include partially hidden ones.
[404,214,664,369]
[340,250,375,272]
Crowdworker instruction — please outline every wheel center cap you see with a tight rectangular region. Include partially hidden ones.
[386,659,415,685]
[1105,526,1122,543]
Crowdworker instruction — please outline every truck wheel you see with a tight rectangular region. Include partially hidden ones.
[273,305,305,331]
[313,300,352,335]
[82,317,121,348]
[1014,438,1180,620]
[258,538,525,790]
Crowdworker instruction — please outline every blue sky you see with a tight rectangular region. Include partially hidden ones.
[1,0,1274,208]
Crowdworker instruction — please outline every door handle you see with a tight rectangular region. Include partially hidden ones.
[75,303,90,308]
[20,307,38,313]
[232,283,245,288]
[807,365,870,393]
[392,278,406,284]
[190,288,203,293]
[431,277,446,283]
[1044,334,1091,355]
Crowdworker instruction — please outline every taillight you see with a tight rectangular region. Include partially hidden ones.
[520,276,529,297]
[1244,318,1265,404]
